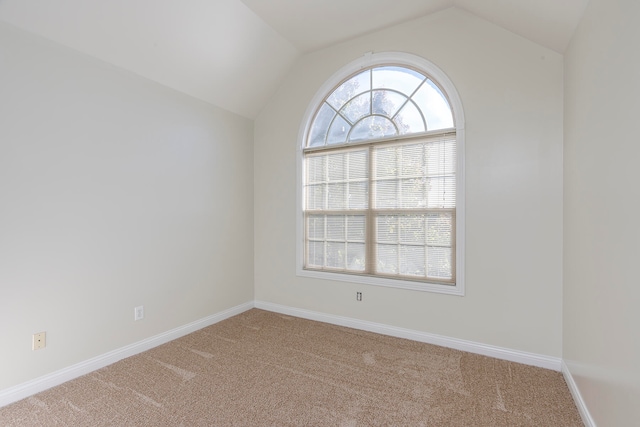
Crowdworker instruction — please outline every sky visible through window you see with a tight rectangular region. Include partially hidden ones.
[308,66,453,148]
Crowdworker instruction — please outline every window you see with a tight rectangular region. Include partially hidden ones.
[297,53,465,295]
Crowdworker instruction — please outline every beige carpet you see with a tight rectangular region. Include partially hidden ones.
[0,309,582,426]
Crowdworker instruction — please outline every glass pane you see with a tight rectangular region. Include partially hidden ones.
[374,146,398,179]
[372,66,425,95]
[326,216,345,240]
[400,178,426,208]
[427,246,452,279]
[327,70,370,111]
[342,92,370,124]
[347,243,366,271]
[327,153,346,181]
[399,215,425,244]
[348,150,368,180]
[308,103,335,147]
[426,213,452,246]
[348,181,367,209]
[374,179,397,208]
[307,241,324,267]
[327,115,350,145]
[376,244,398,274]
[426,138,456,176]
[326,242,345,268]
[349,116,397,142]
[413,79,454,130]
[399,143,424,177]
[305,184,325,210]
[306,155,326,183]
[394,101,426,135]
[307,215,325,239]
[372,90,406,118]
[347,216,365,241]
[327,183,346,209]
[376,215,398,243]
[400,245,425,277]
[426,177,456,208]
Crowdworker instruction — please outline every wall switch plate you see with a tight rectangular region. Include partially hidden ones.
[32,332,46,350]
[134,305,144,321]
[356,292,362,301]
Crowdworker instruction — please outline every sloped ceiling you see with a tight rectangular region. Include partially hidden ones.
[0,0,588,119]
[0,0,298,119]
[241,0,589,54]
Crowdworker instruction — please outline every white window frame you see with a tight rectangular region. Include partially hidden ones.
[296,52,465,296]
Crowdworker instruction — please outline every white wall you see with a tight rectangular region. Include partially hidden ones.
[0,22,254,390]
[564,0,640,424]
[254,8,564,357]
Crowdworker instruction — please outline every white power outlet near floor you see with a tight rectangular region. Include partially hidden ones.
[32,332,46,350]
[134,305,144,321]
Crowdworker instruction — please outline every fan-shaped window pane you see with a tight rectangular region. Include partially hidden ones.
[372,90,407,118]
[412,79,454,130]
[327,70,370,111]
[394,101,425,135]
[342,92,371,124]
[349,116,397,142]
[372,66,425,95]
[309,103,336,147]
[327,115,350,145]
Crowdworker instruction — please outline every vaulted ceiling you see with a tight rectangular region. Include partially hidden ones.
[0,0,589,119]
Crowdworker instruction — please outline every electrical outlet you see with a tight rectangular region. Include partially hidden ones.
[134,305,144,321]
[356,292,362,301]
[32,332,46,350]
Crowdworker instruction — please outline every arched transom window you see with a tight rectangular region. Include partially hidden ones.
[300,56,464,294]
[308,66,453,146]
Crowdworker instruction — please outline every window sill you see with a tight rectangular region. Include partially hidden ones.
[296,267,464,296]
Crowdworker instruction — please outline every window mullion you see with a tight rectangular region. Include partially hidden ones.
[343,215,348,270]
[345,152,350,270]
[323,158,329,268]
[397,147,403,276]
[423,144,428,279]
[366,145,375,275]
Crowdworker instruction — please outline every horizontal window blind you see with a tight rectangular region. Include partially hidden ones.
[303,132,456,284]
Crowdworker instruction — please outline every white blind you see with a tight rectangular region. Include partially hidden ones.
[303,132,456,284]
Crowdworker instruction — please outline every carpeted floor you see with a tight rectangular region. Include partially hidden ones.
[0,309,582,426]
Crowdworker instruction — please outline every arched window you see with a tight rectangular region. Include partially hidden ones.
[297,52,465,295]
[308,66,453,146]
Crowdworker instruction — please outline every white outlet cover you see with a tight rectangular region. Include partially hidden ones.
[134,306,144,321]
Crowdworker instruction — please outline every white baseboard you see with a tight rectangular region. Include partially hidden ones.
[254,300,562,371]
[562,360,597,427]
[0,301,254,408]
